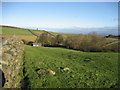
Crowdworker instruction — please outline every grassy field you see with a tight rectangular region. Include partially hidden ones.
[23,45,119,88]
[1,27,39,41]
[2,35,37,42]
[1,27,34,35]
[1,26,119,88]
[0,27,56,36]
[0,27,57,41]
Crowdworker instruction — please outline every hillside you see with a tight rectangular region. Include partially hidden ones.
[0,26,42,41]
[1,27,34,35]
[0,26,58,41]
[0,25,119,88]
[1,25,119,52]
[0,25,45,35]
[22,45,118,88]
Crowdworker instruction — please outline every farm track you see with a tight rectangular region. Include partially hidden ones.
[102,40,120,47]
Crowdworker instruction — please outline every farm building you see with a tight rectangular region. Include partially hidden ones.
[27,41,42,47]
[32,43,42,47]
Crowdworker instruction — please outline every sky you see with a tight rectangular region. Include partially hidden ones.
[2,2,118,35]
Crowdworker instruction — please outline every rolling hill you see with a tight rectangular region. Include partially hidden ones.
[1,25,119,88]
[0,25,59,41]
[22,45,119,88]
[0,26,44,41]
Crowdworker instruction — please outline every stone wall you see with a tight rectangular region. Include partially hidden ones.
[0,36,24,88]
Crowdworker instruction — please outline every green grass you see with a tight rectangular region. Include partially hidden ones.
[0,27,57,35]
[30,30,45,32]
[102,42,120,52]
[23,45,119,88]
[0,26,70,36]
[1,27,36,35]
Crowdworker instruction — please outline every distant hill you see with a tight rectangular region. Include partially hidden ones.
[0,25,45,35]
[0,25,59,35]
[0,25,59,41]
[0,25,39,41]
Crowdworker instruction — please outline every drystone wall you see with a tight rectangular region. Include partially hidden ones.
[0,36,24,88]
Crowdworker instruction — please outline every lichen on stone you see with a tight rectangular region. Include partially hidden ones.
[1,36,24,88]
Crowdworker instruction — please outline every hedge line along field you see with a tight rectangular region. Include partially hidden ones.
[23,45,119,88]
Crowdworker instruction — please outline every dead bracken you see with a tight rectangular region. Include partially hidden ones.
[36,69,56,75]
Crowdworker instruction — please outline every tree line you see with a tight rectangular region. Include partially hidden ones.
[34,31,119,52]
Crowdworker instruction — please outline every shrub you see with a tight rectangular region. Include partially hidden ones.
[36,32,119,52]
[22,39,28,44]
